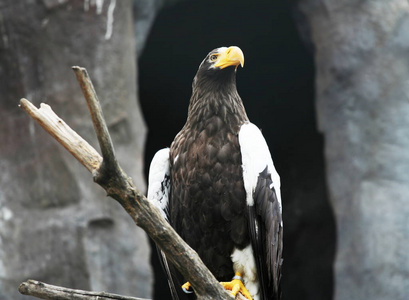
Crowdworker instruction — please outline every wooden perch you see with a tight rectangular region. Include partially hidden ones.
[18,280,247,300]
[19,280,148,300]
[18,66,240,300]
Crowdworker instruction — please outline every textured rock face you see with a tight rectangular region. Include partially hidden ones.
[133,0,184,56]
[295,1,409,299]
[0,1,151,299]
[133,0,163,56]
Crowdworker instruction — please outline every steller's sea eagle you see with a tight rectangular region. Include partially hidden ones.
[147,46,283,300]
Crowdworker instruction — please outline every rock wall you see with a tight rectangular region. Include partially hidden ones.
[295,1,409,299]
[0,1,151,299]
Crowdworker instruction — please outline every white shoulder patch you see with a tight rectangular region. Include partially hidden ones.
[238,122,281,207]
[147,148,171,220]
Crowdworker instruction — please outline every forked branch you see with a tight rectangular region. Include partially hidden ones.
[18,67,236,300]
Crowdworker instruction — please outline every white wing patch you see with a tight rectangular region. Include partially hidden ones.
[238,122,281,209]
[147,148,171,220]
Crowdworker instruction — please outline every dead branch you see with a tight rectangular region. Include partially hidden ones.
[18,279,247,300]
[18,66,234,300]
[19,280,148,300]
[72,66,116,167]
[19,99,102,173]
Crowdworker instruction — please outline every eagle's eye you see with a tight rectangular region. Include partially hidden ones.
[209,54,218,62]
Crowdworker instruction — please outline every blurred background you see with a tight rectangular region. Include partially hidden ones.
[1,1,408,300]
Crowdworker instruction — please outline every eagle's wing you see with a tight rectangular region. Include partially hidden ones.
[147,148,181,300]
[239,122,283,300]
[147,148,171,220]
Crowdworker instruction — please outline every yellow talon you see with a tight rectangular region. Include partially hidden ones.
[181,281,193,294]
[220,272,253,300]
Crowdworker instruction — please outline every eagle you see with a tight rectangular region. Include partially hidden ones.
[147,46,283,300]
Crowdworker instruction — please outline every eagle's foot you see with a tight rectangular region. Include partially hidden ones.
[220,273,253,300]
[181,281,193,294]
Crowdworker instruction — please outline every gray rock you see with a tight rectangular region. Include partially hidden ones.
[133,0,186,56]
[294,1,409,299]
[133,0,163,56]
[0,0,152,299]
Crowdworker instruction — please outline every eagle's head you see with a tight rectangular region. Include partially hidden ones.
[193,46,244,89]
[188,46,247,126]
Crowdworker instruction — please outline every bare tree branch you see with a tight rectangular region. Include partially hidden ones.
[18,280,247,300]
[18,66,234,300]
[19,99,102,173]
[18,280,148,300]
[72,66,116,166]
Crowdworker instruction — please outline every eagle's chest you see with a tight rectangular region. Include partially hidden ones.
[169,118,249,278]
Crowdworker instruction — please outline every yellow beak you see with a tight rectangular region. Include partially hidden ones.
[214,46,244,69]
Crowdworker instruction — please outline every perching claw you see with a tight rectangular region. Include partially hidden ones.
[181,281,193,294]
[220,273,253,300]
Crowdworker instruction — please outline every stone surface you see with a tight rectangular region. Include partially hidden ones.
[133,0,185,56]
[295,1,409,299]
[0,0,151,299]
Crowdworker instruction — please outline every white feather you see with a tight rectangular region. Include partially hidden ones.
[238,122,281,209]
[231,245,260,300]
[147,148,171,220]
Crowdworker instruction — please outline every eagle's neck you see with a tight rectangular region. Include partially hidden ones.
[186,75,249,133]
